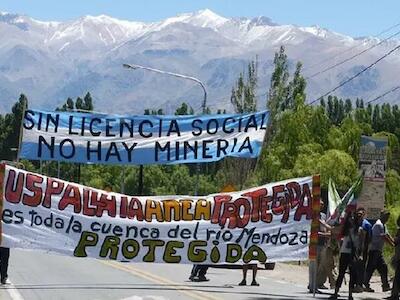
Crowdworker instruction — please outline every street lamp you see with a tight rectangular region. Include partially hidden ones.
[123,63,207,113]
[123,63,208,196]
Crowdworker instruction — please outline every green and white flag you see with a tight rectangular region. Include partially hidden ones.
[327,176,363,224]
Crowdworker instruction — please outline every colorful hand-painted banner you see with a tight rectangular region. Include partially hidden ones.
[358,135,388,219]
[359,135,388,182]
[0,164,314,264]
[19,109,269,165]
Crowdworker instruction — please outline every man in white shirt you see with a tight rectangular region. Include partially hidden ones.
[364,210,394,292]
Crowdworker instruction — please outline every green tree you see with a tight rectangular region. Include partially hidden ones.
[326,118,362,161]
[231,60,257,113]
[224,60,259,189]
[175,103,194,115]
[83,92,94,111]
[57,94,94,112]
[217,109,227,114]
[75,97,83,110]
[381,103,395,133]
[320,97,326,108]
[308,106,331,147]
[0,94,28,160]
[327,96,334,122]
[81,165,123,191]
[288,62,306,109]
[144,108,164,115]
[344,99,352,115]
[373,131,399,170]
[267,46,289,117]
[317,149,358,189]
[366,103,373,121]
[372,104,382,132]
[272,103,313,166]
[385,169,400,206]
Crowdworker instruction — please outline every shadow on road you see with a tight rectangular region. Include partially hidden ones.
[0,283,331,299]
[0,283,232,289]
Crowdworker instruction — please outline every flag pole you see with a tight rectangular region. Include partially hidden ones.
[310,174,321,297]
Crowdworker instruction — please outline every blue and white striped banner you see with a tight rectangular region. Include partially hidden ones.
[20,109,269,165]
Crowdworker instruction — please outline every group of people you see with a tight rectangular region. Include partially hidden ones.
[311,207,400,300]
[189,206,400,295]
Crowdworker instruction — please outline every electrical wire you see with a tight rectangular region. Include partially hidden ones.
[304,21,400,72]
[375,21,400,37]
[365,85,400,104]
[306,29,400,80]
[308,43,400,105]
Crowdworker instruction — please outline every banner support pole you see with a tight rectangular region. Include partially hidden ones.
[310,174,320,297]
[16,99,27,163]
[0,163,5,245]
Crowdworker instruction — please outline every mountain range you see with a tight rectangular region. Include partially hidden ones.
[1,9,400,114]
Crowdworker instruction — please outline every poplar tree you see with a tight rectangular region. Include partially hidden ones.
[0,94,28,160]
[217,59,259,189]
[268,46,289,116]
[230,60,257,113]
[75,97,83,110]
[83,92,94,111]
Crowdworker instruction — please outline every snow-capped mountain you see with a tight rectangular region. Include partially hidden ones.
[0,9,399,114]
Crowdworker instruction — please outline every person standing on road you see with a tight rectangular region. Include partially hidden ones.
[386,216,400,300]
[239,264,259,286]
[308,204,329,293]
[353,207,372,293]
[330,213,360,300]
[189,265,209,282]
[364,209,394,293]
[0,247,10,284]
[318,218,338,290]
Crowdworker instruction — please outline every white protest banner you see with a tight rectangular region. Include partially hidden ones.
[0,164,314,264]
[19,109,269,165]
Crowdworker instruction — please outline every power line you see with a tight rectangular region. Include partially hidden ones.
[306,29,400,80]
[304,21,400,72]
[365,85,400,104]
[308,43,400,105]
[375,21,400,37]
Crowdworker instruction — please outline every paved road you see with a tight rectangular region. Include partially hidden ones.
[0,249,390,300]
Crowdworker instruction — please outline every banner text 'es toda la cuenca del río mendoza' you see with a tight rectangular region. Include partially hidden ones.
[0,164,313,264]
[19,110,269,165]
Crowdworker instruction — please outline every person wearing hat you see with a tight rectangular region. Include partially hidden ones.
[364,209,395,293]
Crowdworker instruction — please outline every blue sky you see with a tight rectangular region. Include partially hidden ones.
[1,0,399,37]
